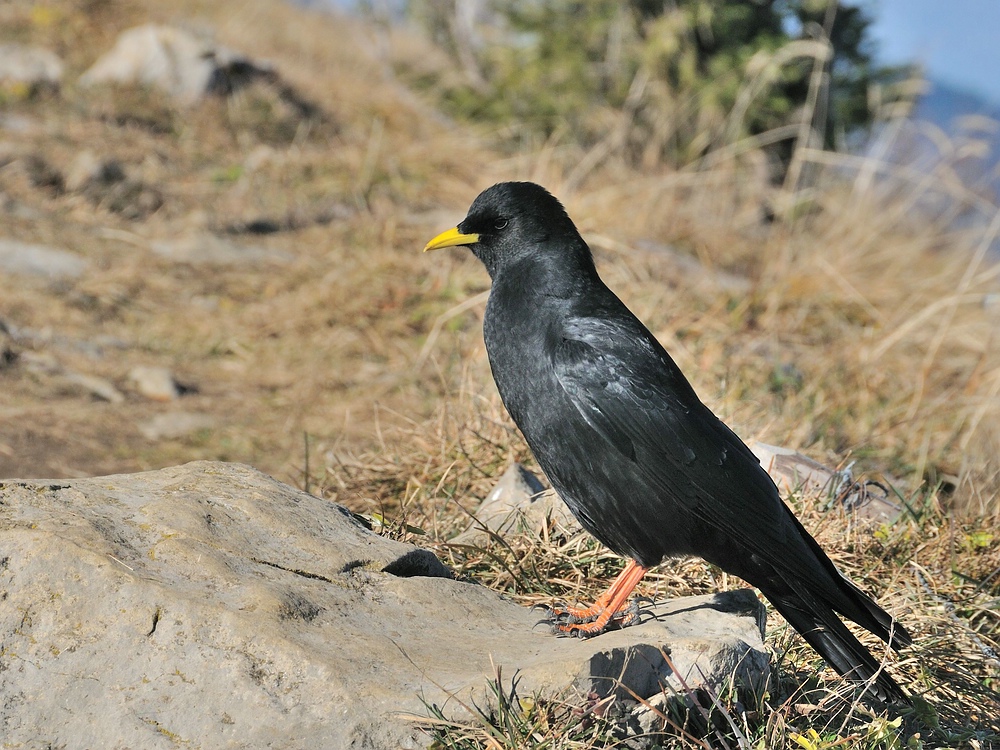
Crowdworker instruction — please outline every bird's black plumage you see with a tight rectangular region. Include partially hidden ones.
[425,181,911,703]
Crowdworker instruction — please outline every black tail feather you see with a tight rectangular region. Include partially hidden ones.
[771,593,911,705]
[838,576,912,651]
[784,511,912,653]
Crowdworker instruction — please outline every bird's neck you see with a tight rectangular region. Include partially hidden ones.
[489,241,600,300]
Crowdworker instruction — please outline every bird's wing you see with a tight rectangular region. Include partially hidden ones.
[551,313,796,555]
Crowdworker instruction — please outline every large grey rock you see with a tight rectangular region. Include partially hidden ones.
[0,461,769,749]
[79,24,273,105]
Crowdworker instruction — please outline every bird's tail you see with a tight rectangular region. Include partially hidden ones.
[787,511,912,653]
[769,591,911,704]
[836,574,912,651]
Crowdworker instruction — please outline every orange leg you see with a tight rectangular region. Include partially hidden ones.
[552,559,649,637]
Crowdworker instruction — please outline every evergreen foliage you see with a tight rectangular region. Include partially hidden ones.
[404,0,916,172]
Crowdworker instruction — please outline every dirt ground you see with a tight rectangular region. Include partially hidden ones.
[2,0,998,518]
[0,0,501,485]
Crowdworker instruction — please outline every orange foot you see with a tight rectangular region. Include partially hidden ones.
[543,559,650,638]
[550,599,642,637]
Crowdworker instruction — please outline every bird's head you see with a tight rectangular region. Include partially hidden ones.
[424,182,590,280]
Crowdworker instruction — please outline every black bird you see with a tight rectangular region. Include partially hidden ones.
[424,182,911,703]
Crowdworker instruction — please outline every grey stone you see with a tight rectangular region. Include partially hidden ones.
[557,588,769,700]
[61,370,125,403]
[64,149,103,192]
[451,462,580,545]
[79,24,273,105]
[150,233,291,266]
[0,113,36,133]
[15,350,124,402]
[71,159,161,220]
[128,365,181,401]
[0,238,87,280]
[64,150,126,193]
[18,349,62,374]
[0,461,769,749]
[139,411,216,440]
[749,440,903,523]
[0,43,63,88]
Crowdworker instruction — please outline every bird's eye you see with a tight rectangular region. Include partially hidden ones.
[494,218,509,230]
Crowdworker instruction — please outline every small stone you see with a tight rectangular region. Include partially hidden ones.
[749,440,903,523]
[64,150,101,192]
[452,462,581,545]
[61,371,125,403]
[0,44,63,91]
[127,365,180,401]
[64,150,125,193]
[150,233,291,266]
[749,440,834,496]
[13,351,124,402]
[19,350,61,373]
[91,177,162,220]
[79,24,272,105]
[0,239,87,280]
[0,114,36,133]
[139,412,215,440]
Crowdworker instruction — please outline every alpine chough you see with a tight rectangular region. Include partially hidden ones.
[424,181,911,703]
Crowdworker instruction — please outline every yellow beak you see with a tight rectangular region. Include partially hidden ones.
[423,226,480,252]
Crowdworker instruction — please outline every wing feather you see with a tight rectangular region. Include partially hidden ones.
[551,314,801,566]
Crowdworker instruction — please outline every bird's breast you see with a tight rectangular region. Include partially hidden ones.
[482,286,569,428]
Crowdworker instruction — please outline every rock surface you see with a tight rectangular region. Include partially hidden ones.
[0,461,769,749]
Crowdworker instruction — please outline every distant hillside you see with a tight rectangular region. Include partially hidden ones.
[867,77,1000,234]
[908,78,1000,203]
[916,78,1000,126]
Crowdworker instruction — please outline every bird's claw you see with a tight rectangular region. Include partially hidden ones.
[534,608,598,631]
[545,601,604,623]
[551,622,598,638]
[616,599,643,627]
[547,597,646,637]
[560,611,599,625]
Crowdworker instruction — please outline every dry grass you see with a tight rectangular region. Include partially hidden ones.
[329,395,999,748]
[3,0,996,504]
[1,1,999,746]
[0,0,493,476]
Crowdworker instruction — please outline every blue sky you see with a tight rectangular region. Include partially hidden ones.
[868,0,1000,103]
